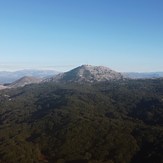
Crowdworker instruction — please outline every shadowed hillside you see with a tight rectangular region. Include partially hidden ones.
[0,79,163,163]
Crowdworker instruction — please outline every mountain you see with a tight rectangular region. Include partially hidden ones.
[123,72,163,79]
[6,76,42,88]
[0,69,59,84]
[44,65,123,83]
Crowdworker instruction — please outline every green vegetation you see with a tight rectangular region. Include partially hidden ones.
[0,79,163,163]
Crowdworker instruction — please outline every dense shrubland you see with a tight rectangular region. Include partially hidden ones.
[0,79,163,163]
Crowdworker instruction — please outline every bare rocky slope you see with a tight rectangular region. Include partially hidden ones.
[44,65,123,83]
[0,84,7,90]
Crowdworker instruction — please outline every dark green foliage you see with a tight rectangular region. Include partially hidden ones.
[0,79,163,163]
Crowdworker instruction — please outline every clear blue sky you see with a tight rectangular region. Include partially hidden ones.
[0,0,162,72]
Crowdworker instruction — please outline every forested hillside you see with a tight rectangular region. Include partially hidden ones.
[0,79,163,163]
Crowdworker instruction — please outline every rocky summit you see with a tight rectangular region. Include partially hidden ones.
[44,65,123,83]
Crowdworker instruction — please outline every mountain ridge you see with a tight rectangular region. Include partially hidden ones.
[123,72,163,79]
[0,69,59,84]
[7,76,42,88]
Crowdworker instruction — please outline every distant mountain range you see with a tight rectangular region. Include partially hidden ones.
[0,69,59,84]
[123,72,163,79]
[1,65,163,90]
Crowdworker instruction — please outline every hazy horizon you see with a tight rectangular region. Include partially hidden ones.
[0,0,162,72]
[0,63,163,73]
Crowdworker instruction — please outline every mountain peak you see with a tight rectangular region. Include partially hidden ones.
[45,65,123,83]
